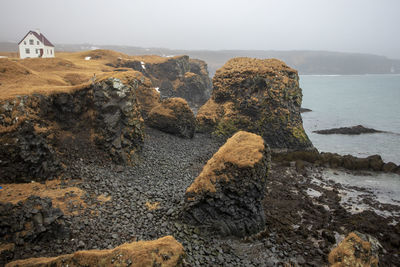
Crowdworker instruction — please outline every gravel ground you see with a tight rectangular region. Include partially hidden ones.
[6,127,400,266]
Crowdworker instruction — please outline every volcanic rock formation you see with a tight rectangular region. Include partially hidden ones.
[6,236,184,267]
[0,196,69,250]
[196,57,313,151]
[183,131,270,237]
[0,73,146,182]
[111,55,212,108]
[147,98,196,138]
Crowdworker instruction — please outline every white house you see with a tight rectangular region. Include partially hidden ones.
[18,30,55,59]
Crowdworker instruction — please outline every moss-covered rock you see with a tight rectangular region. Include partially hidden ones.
[196,57,313,151]
[183,131,270,237]
[6,236,184,267]
[328,232,381,267]
[147,98,195,138]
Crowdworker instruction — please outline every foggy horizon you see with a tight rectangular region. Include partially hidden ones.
[1,0,400,59]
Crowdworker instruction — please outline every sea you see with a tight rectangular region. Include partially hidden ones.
[300,74,400,165]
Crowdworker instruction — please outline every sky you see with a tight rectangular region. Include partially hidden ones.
[1,0,399,59]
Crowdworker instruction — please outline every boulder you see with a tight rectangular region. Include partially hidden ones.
[367,155,384,171]
[342,155,370,170]
[183,131,270,237]
[196,57,313,151]
[147,98,195,138]
[382,162,397,173]
[6,236,184,267]
[328,232,381,267]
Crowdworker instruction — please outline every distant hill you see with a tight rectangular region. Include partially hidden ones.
[1,42,399,76]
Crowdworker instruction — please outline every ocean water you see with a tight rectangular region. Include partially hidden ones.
[300,74,400,164]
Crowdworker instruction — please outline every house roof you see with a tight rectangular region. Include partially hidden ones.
[18,30,55,47]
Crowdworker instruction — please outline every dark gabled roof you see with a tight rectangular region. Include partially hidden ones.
[18,30,55,47]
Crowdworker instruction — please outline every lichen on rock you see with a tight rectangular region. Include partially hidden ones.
[196,57,313,151]
[147,97,196,138]
[183,131,270,237]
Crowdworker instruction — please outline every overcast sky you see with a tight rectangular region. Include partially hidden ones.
[1,0,399,58]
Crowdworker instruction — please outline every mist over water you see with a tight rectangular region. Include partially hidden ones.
[300,74,400,164]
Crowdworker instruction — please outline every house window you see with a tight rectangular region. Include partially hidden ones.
[24,41,26,45]
[35,49,39,54]
[37,41,39,45]
[29,39,34,45]
[25,48,30,54]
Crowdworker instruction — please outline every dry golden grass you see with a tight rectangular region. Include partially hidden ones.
[0,243,15,254]
[186,131,264,194]
[145,201,160,211]
[0,180,86,215]
[149,97,190,119]
[97,194,112,203]
[6,236,184,267]
[328,232,379,267]
[216,57,296,76]
[0,49,178,100]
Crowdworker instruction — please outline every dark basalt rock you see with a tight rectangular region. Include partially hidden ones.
[273,150,399,174]
[196,57,313,151]
[92,78,144,163]
[0,196,69,247]
[300,107,312,113]
[0,120,61,183]
[313,125,384,135]
[111,56,212,109]
[0,77,145,182]
[383,162,397,173]
[183,131,270,237]
[147,98,195,138]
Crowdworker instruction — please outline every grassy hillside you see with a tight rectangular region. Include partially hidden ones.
[1,42,400,76]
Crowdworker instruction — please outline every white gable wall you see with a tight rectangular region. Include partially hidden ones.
[19,32,55,59]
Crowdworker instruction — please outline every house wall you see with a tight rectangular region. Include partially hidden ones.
[19,32,55,59]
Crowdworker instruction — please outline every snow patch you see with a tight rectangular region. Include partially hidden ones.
[155,87,160,93]
[141,61,146,70]
[85,56,91,61]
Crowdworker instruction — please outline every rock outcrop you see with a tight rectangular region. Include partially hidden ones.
[196,57,313,151]
[0,196,69,248]
[273,150,400,174]
[0,73,145,182]
[328,232,381,267]
[111,55,212,109]
[183,131,270,237]
[147,98,196,138]
[6,236,184,267]
[0,120,61,183]
[314,125,384,135]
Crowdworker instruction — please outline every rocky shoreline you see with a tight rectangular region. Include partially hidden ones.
[1,127,400,266]
[1,53,399,266]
